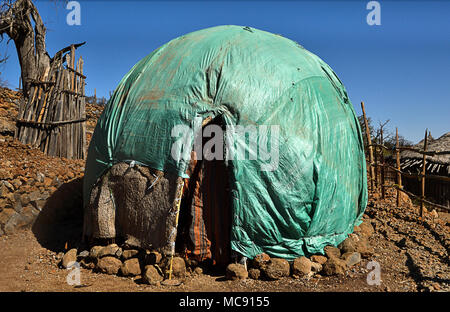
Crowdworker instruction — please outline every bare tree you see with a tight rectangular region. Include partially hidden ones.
[0,0,51,98]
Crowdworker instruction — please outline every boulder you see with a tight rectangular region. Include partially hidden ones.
[262,258,290,280]
[292,256,311,277]
[338,235,359,254]
[322,257,347,276]
[122,249,139,260]
[120,258,142,276]
[163,256,186,280]
[143,265,164,285]
[61,248,78,269]
[97,244,122,258]
[248,268,261,280]
[146,251,162,264]
[311,255,327,265]
[324,246,341,259]
[193,266,203,275]
[358,222,374,237]
[78,250,90,259]
[356,237,375,258]
[89,246,103,258]
[96,256,122,275]
[226,263,248,280]
[310,261,322,273]
[341,252,362,267]
[251,253,270,269]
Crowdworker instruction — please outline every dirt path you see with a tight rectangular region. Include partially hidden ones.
[1,189,448,292]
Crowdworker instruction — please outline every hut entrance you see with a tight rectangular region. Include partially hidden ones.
[176,117,232,267]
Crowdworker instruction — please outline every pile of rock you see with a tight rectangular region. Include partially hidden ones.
[225,219,375,281]
[59,219,375,285]
[60,243,187,286]
[0,136,85,236]
[0,86,104,237]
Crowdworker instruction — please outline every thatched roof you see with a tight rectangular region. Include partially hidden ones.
[400,132,450,175]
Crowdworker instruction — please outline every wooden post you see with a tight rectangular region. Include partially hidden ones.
[420,129,428,217]
[360,102,375,191]
[380,127,385,199]
[79,56,86,159]
[374,130,378,189]
[70,45,76,91]
[395,128,402,207]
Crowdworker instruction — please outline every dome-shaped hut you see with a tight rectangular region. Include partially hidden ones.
[83,25,367,265]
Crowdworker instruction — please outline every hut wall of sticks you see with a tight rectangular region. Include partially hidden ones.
[15,43,87,159]
[399,132,450,209]
[360,101,450,215]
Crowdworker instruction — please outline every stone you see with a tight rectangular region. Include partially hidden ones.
[0,208,14,225]
[322,257,347,276]
[122,249,139,260]
[311,255,327,265]
[89,246,103,258]
[193,266,203,275]
[248,268,260,280]
[341,252,361,267]
[13,200,22,213]
[310,262,323,273]
[52,176,62,188]
[96,256,122,275]
[30,199,46,211]
[4,212,29,234]
[120,258,141,276]
[251,253,270,269]
[292,256,311,276]
[262,258,290,280]
[28,191,44,202]
[78,250,90,259]
[226,263,248,280]
[97,244,122,258]
[36,172,45,183]
[355,237,374,258]
[338,235,359,254]
[20,193,31,206]
[430,210,439,219]
[11,179,21,189]
[324,246,341,259]
[43,177,52,187]
[0,183,11,198]
[143,265,164,285]
[3,181,14,191]
[358,222,374,237]
[61,248,78,269]
[147,251,162,264]
[170,257,186,280]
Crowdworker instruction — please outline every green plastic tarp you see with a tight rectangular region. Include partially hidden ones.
[83,25,368,260]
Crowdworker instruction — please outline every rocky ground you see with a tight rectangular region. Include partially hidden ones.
[0,87,449,292]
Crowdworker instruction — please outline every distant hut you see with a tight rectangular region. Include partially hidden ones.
[400,132,450,208]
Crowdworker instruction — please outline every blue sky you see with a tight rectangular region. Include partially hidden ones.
[1,0,449,143]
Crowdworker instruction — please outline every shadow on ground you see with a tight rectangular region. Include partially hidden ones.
[32,177,84,252]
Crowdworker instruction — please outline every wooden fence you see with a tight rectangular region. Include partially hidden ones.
[360,101,450,216]
[15,43,87,159]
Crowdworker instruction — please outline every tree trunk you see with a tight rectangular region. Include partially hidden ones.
[0,0,51,98]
